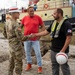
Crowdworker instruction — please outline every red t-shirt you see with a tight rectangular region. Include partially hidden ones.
[21,15,43,41]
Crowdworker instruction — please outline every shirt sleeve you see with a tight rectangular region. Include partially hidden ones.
[64,20,72,36]
[15,25,28,41]
[15,26,23,40]
[47,23,52,33]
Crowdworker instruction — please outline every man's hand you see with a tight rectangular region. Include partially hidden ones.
[26,33,36,38]
[22,34,34,41]
[28,33,42,40]
[27,34,33,38]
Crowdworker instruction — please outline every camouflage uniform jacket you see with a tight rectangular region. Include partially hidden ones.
[3,19,28,48]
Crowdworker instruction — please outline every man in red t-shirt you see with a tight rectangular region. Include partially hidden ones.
[21,6,45,73]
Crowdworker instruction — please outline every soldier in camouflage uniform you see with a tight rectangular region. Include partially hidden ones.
[3,7,29,75]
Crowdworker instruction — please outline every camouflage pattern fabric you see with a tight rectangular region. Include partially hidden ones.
[3,19,28,75]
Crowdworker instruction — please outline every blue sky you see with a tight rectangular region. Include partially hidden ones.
[0,0,29,9]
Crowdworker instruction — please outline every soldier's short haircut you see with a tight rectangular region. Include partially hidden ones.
[57,8,63,16]
[27,6,34,11]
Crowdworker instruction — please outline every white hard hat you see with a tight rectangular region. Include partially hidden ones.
[9,7,21,13]
[56,52,68,65]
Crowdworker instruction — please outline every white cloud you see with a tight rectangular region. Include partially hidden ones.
[0,0,29,9]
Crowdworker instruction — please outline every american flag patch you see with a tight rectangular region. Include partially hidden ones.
[67,29,72,33]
